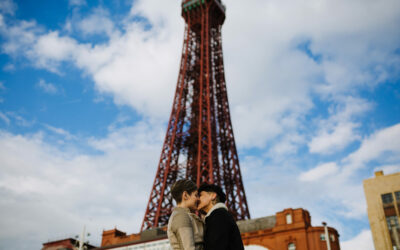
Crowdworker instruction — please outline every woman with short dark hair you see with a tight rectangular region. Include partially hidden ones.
[197,184,244,250]
[168,180,204,250]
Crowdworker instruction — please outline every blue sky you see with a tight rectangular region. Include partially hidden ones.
[0,0,399,249]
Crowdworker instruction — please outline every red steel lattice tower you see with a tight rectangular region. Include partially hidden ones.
[141,0,250,231]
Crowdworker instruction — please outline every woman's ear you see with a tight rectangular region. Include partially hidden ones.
[182,191,189,201]
[211,192,217,201]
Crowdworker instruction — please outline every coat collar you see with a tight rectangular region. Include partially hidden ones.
[205,202,228,218]
[173,206,190,213]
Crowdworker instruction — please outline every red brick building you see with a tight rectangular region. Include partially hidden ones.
[42,238,97,250]
[100,227,168,248]
[98,208,340,250]
[239,208,340,250]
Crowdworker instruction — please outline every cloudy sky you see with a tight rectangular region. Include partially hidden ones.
[0,0,399,249]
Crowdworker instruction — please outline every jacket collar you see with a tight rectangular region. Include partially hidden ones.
[205,202,228,218]
[173,206,190,213]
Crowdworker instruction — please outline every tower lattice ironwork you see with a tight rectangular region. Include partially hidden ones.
[141,0,250,231]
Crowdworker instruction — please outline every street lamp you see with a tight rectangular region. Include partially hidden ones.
[322,222,331,250]
[75,225,91,250]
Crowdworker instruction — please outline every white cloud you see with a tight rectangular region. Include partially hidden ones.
[0,0,17,15]
[269,133,305,156]
[334,96,374,120]
[0,2,182,118]
[309,122,360,154]
[241,153,368,241]
[374,165,400,175]
[343,123,400,175]
[0,112,10,125]
[0,122,163,248]
[3,63,15,71]
[299,162,339,182]
[222,0,399,150]
[77,8,117,38]
[1,0,398,138]
[31,32,78,72]
[0,19,42,55]
[107,113,131,131]
[6,112,35,127]
[308,97,373,155]
[88,120,164,153]
[34,32,77,60]
[0,14,4,27]
[36,79,58,94]
[44,124,75,140]
[0,81,5,90]
[69,0,86,7]
[129,0,181,30]
[341,230,374,250]
[295,123,400,222]
[224,1,394,149]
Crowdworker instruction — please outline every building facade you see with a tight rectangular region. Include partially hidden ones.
[239,208,340,250]
[99,228,169,250]
[364,171,400,250]
[42,238,97,250]
[97,208,340,250]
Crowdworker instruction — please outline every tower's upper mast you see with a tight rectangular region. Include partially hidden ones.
[182,0,226,17]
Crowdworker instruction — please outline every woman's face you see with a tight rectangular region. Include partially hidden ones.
[186,190,199,210]
[197,191,215,213]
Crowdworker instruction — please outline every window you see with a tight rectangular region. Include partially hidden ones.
[286,214,293,224]
[320,234,326,241]
[330,234,335,242]
[288,243,296,250]
[386,216,399,230]
[382,193,394,204]
[395,191,400,201]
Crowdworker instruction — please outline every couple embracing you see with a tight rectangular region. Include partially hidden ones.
[167,180,244,250]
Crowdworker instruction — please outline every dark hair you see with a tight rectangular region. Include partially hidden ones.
[171,180,197,203]
[198,183,226,203]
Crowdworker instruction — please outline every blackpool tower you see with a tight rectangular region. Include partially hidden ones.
[141,0,250,231]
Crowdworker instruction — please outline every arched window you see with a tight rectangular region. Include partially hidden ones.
[286,214,293,224]
[288,243,296,250]
[245,245,270,250]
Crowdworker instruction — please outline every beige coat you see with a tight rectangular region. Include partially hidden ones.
[168,207,204,250]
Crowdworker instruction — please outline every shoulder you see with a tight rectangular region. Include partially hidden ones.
[207,208,232,223]
[172,209,192,223]
[210,207,231,217]
[170,209,192,230]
